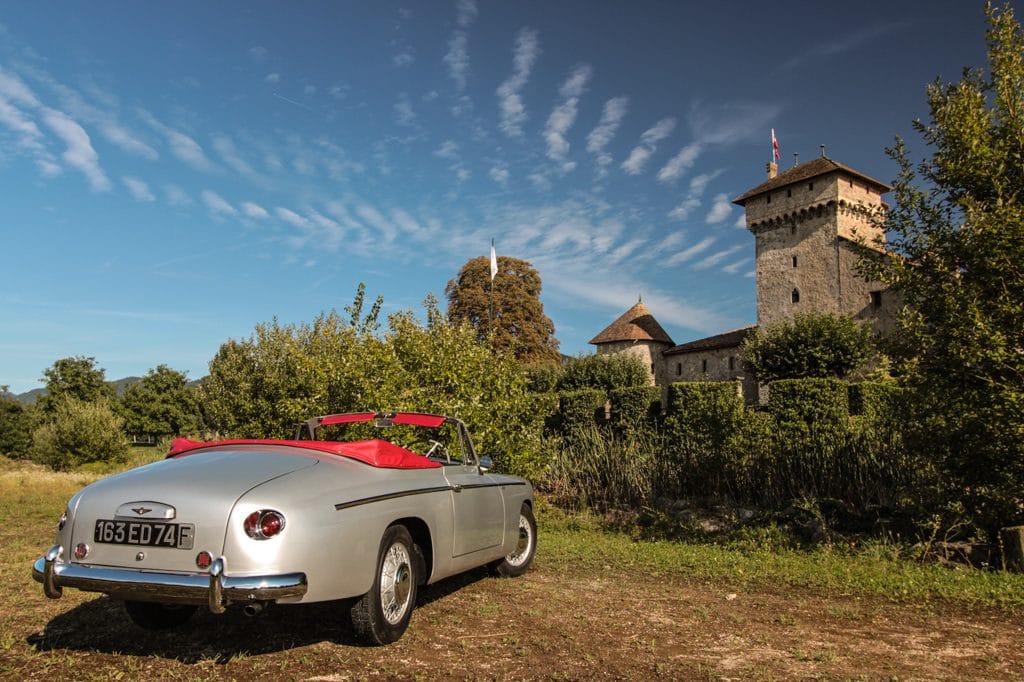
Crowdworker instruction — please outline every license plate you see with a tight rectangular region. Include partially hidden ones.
[93,519,195,549]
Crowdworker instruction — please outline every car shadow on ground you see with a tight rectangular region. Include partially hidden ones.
[27,566,493,663]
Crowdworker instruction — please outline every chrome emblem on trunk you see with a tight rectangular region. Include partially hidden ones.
[115,501,176,520]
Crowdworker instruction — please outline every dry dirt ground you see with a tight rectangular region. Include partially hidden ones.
[5,559,1024,681]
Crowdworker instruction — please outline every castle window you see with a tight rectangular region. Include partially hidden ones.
[792,255,798,268]
[790,224,796,235]
[728,356,735,371]
[701,359,708,373]
[791,288,801,304]
[870,291,882,308]
[676,362,682,376]
[651,364,655,374]
[787,188,792,198]
[766,194,771,204]
[808,182,814,191]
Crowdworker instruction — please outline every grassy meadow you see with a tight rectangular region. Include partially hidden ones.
[4,453,1024,679]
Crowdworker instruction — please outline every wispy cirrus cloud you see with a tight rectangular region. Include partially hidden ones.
[394,93,417,127]
[443,0,477,91]
[777,22,905,73]
[621,117,675,175]
[669,170,725,220]
[138,109,216,173]
[705,193,733,224]
[666,236,715,266]
[42,108,110,191]
[693,244,743,270]
[201,190,236,216]
[164,184,191,207]
[544,63,591,166]
[657,142,703,183]
[586,96,628,169]
[240,201,269,219]
[122,176,154,202]
[497,28,540,137]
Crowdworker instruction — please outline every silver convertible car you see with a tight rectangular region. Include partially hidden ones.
[32,412,536,644]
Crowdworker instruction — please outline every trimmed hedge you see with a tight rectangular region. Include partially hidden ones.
[848,381,901,421]
[558,388,606,431]
[609,385,660,428]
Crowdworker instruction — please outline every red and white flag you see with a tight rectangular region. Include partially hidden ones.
[771,128,781,161]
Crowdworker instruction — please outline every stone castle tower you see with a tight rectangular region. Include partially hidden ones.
[591,152,898,401]
[733,154,896,332]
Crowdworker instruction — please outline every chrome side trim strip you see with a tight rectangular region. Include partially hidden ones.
[334,486,451,511]
[333,480,527,511]
[32,555,306,607]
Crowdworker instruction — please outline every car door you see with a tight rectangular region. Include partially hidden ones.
[443,462,505,557]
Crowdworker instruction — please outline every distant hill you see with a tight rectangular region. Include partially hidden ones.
[7,376,144,406]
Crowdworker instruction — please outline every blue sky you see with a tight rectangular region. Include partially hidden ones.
[0,1,999,393]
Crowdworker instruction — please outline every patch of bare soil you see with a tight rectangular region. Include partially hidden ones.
[7,560,1024,681]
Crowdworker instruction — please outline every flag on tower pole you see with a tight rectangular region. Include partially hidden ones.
[490,239,498,281]
[771,128,781,161]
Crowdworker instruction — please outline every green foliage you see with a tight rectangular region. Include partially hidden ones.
[29,398,130,471]
[740,312,876,383]
[768,379,850,444]
[119,365,201,439]
[857,4,1024,537]
[37,356,114,413]
[543,423,656,512]
[445,255,560,363]
[609,385,661,430]
[199,286,544,479]
[661,382,749,502]
[848,381,901,421]
[0,394,32,458]
[524,362,561,393]
[558,353,649,392]
[557,388,606,431]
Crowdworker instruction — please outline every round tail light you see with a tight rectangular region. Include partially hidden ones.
[243,510,286,540]
[196,551,213,569]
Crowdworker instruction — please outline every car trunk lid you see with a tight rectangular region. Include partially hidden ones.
[68,447,317,573]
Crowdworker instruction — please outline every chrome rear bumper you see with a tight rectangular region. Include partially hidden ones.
[33,544,307,613]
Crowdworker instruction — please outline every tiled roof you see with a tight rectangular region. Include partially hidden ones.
[663,325,757,355]
[733,157,890,205]
[589,302,674,345]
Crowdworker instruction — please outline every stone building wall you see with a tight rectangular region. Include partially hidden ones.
[595,340,671,387]
[662,347,758,403]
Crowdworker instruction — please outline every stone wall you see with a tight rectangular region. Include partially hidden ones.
[595,339,671,387]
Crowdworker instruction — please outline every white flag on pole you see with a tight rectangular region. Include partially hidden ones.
[490,240,498,281]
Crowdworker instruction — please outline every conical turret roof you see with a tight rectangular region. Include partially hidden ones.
[589,301,674,345]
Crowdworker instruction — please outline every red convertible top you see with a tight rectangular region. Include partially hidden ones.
[166,437,442,469]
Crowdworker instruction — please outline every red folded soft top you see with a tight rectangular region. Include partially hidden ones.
[166,437,442,469]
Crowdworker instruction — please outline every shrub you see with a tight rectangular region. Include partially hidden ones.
[0,395,33,458]
[558,389,606,432]
[609,385,660,430]
[29,398,131,471]
[660,382,748,503]
[741,312,876,382]
[558,353,649,392]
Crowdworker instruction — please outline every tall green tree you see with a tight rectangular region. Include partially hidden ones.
[0,391,32,458]
[859,3,1024,534]
[199,286,544,478]
[445,255,560,363]
[38,356,114,413]
[740,312,876,383]
[119,365,201,439]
